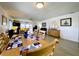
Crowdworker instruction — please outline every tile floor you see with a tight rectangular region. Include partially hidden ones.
[44,35,79,56]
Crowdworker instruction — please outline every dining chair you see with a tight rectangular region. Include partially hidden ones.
[37,30,46,39]
[33,29,38,36]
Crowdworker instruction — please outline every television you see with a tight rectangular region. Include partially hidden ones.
[13,22,20,26]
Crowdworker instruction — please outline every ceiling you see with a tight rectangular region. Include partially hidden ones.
[0,2,79,22]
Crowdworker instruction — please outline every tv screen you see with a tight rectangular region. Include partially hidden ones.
[13,22,20,26]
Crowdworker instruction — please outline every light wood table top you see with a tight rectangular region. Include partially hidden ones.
[22,37,49,47]
[1,36,49,56]
[22,37,49,53]
[1,48,20,56]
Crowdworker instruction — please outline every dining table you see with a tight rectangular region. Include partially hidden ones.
[0,36,49,56]
[0,47,20,56]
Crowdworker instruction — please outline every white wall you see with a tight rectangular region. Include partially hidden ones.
[37,12,79,42]
[0,6,9,33]
[78,17,79,42]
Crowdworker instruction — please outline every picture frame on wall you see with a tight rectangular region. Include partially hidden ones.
[60,18,72,26]
[42,22,46,28]
[2,15,7,25]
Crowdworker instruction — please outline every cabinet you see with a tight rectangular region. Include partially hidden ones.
[48,29,60,38]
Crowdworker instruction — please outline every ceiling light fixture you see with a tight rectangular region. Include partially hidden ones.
[34,2,47,9]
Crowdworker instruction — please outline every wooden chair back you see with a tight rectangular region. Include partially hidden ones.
[37,30,45,39]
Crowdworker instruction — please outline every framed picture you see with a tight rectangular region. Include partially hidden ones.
[42,22,46,28]
[2,15,7,25]
[60,18,72,26]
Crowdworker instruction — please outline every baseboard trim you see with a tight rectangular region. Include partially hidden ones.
[60,37,79,43]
